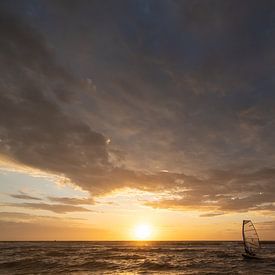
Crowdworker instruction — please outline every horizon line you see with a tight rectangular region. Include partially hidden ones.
[1,239,275,242]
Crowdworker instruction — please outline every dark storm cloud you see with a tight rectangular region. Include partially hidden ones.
[7,202,91,214]
[34,0,275,174]
[0,1,275,213]
[0,11,110,194]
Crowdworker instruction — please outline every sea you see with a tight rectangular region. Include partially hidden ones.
[0,241,274,274]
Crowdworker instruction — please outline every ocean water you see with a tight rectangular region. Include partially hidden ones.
[0,241,274,274]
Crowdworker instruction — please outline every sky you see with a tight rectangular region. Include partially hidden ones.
[0,0,275,240]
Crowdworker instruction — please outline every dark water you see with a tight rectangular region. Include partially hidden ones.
[0,241,275,274]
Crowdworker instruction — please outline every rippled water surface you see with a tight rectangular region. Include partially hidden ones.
[0,241,274,274]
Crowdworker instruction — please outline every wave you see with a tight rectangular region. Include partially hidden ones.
[0,258,59,270]
[70,260,119,271]
[140,259,178,271]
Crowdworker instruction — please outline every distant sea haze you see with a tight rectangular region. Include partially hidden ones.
[0,241,275,274]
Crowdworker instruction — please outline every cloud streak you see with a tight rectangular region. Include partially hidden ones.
[6,203,91,214]
[47,196,94,205]
[10,191,41,201]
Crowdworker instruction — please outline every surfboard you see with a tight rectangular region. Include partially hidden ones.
[242,253,261,260]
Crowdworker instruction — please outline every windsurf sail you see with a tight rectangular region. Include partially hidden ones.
[242,220,260,256]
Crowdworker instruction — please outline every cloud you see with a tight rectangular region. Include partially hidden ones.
[0,211,85,221]
[0,10,188,198]
[0,211,34,221]
[144,168,275,213]
[200,212,225,217]
[6,202,91,214]
[0,1,275,214]
[9,191,41,201]
[37,0,275,175]
[47,196,94,205]
[0,11,109,194]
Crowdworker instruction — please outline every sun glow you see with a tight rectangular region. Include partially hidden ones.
[134,223,152,240]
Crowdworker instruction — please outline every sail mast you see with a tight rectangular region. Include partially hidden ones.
[242,220,246,251]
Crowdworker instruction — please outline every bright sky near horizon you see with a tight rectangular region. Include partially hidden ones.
[0,0,275,240]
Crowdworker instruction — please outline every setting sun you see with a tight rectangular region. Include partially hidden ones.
[134,223,153,240]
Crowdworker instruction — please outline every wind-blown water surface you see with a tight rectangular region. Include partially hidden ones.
[1,241,275,274]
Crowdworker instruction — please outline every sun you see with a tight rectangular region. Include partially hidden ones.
[134,223,152,240]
